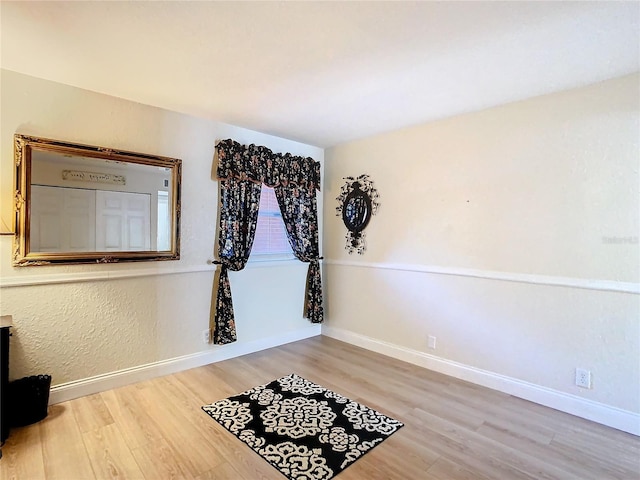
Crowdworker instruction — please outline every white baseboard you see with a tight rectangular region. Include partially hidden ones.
[49,325,321,405]
[321,325,640,436]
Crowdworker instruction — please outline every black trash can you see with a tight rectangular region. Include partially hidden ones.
[8,375,52,427]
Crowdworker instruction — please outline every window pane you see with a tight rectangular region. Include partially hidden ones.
[251,185,293,256]
[157,191,170,251]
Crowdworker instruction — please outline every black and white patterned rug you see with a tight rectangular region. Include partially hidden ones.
[202,373,403,479]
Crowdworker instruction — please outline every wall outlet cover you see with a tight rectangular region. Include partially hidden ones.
[575,368,592,389]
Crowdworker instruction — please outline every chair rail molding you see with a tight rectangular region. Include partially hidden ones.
[324,259,639,294]
[0,259,304,288]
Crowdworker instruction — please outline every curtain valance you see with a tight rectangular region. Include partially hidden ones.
[216,139,321,191]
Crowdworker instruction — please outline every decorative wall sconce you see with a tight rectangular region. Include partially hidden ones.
[336,174,380,254]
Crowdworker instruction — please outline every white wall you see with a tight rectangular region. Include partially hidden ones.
[0,70,323,389]
[323,74,640,431]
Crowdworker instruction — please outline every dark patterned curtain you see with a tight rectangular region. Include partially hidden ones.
[212,139,323,343]
[213,177,262,344]
[216,140,321,191]
[274,185,323,323]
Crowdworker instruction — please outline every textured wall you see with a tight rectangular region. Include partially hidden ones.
[0,70,323,385]
[323,74,640,413]
[1,266,312,384]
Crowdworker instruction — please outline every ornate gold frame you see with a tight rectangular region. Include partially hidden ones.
[13,134,182,266]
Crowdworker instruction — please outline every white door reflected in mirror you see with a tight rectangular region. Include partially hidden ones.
[13,134,181,266]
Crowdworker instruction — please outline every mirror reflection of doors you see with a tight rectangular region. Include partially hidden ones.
[30,150,171,253]
[30,186,166,252]
[13,134,181,266]
[95,190,151,251]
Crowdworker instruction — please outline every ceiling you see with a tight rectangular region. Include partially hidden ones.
[1,1,638,148]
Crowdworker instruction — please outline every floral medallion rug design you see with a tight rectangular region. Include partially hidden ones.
[201,373,404,479]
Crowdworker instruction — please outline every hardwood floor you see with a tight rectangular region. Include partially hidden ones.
[1,336,638,479]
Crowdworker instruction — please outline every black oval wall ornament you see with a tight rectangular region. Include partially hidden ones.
[336,174,380,254]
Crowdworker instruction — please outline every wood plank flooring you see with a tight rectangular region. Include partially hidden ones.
[1,336,638,479]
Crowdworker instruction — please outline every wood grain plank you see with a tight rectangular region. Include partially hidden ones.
[0,423,46,480]
[100,384,165,450]
[426,457,492,480]
[130,439,195,480]
[70,392,114,433]
[194,461,251,480]
[39,404,96,480]
[134,378,226,478]
[81,423,145,479]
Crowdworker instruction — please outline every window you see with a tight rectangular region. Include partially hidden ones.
[157,191,170,251]
[250,185,293,259]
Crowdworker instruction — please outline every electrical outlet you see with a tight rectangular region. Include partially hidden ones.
[202,329,211,344]
[428,335,437,350]
[575,368,591,389]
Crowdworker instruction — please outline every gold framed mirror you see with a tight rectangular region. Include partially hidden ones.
[13,134,182,266]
